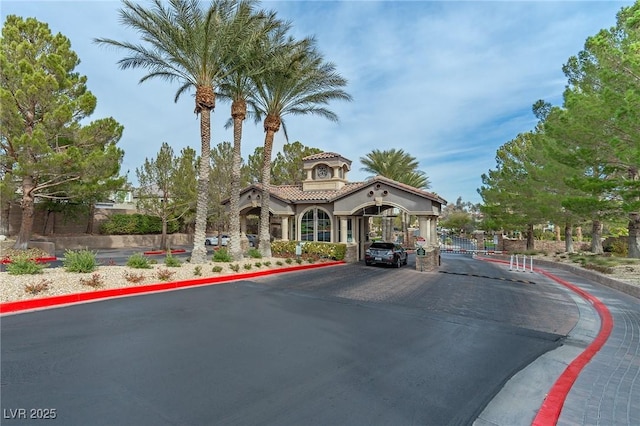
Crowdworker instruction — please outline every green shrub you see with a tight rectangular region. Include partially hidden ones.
[243,263,252,270]
[276,261,283,266]
[271,240,346,260]
[7,254,44,275]
[212,265,223,273]
[63,249,98,273]
[213,248,232,262]
[229,263,240,272]
[126,253,152,269]
[247,248,262,259]
[285,258,293,264]
[193,266,202,276]
[254,262,262,268]
[609,239,628,257]
[164,253,181,267]
[100,213,179,235]
[271,240,298,256]
[263,261,271,267]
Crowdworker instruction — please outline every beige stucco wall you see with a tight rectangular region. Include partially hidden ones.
[34,233,193,251]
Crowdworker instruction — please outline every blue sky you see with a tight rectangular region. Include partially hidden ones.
[2,0,633,205]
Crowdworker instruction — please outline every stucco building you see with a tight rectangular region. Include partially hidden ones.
[228,152,447,263]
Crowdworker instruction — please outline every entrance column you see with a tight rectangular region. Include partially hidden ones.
[423,217,431,245]
[418,216,429,243]
[281,216,289,241]
[240,215,247,237]
[340,217,348,243]
[430,216,438,246]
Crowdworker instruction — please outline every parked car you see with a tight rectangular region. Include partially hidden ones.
[246,234,257,247]
[365,242,408,268]
[205,235,229,246]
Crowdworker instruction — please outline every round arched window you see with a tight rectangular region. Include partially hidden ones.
[300,208,331,242]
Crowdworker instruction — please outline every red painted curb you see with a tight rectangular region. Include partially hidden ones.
[477,256,613,426]
[1,257,57,265]
[143,249,187,255]
[531,270,613,426]
[0,260,345,315]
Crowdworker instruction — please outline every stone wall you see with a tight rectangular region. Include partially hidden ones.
[415,247,440,272]
[344,243,358,263]
[498,235,590,253]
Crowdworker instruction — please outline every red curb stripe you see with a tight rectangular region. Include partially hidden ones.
[1,257,57,264]
[0,260,345,314]
[143,249,187,255]
[476,256,613,426]
[531,270,613,426]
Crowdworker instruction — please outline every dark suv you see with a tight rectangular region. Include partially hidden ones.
[365,242,408,268]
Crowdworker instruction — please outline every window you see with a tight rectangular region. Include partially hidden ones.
[300,208,331,242]
[301,210,315,241]
[317,209,331,242]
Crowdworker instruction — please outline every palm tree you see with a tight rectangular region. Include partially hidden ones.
[249,37,352,257]
[360,148,430,244]
[95,0,259,264]
[217,9,284,261]
[360,148,430,189]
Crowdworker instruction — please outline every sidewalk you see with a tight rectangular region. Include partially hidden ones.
[475,260,640,426]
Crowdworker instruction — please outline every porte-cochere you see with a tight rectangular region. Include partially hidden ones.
[224,152,446,268]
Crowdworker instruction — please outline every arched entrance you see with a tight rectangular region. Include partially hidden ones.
[226,153,447,263]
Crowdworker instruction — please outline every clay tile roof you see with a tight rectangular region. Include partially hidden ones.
[271,182,368,203]
[302,152,342,161]
[373,175,448,205]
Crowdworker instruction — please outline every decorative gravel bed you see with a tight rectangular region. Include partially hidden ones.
[1,258,307,303]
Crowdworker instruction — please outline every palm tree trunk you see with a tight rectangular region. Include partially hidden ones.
[228,102,245,261]
[191,108,212,264]
[258,130,276,258]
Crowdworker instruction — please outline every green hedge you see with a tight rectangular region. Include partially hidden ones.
[271,240,346,260]
[100,214,179,235]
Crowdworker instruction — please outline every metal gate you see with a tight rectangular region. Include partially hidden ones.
[439,233,501,255]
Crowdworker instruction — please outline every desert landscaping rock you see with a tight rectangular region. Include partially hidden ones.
[1,258,299,303]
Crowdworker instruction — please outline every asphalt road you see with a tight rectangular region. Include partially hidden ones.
[1,254,579,425]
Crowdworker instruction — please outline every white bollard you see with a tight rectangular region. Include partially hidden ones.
[509,254,514,271]
[529,255,534,272]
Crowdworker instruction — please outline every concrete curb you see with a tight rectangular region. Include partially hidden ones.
[531,269,613,425]
[475,256,613,426]
[0,260,345,315]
